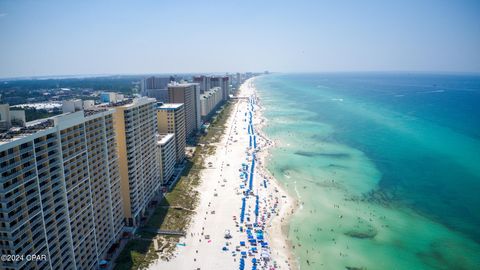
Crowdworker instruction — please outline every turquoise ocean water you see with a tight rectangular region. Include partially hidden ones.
[255,73,480,270]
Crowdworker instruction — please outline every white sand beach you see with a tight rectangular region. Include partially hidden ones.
[149,78,297,270]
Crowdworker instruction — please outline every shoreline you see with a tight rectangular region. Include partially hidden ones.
[148,77,299,270]
[253,79,300,270]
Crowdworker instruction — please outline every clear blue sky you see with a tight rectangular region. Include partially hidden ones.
[0,0,479,77]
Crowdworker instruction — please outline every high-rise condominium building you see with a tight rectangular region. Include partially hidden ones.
[0,107,123,270]
[113,98,162,227]
[192,83,201,131]
[157,103,186,163]
[236,72,242,87]
[156,133,176,185]
[210,76,230,102]
[167,83,201,138]
[141,76,172,102]
[200,87,222,120]
[192,75,211,94]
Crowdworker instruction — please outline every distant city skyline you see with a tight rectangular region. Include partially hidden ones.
[0,0,479,78]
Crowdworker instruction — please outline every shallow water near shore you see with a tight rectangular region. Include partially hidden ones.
[255,73,480,269]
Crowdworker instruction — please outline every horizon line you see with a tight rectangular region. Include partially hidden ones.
[2,70,480,81]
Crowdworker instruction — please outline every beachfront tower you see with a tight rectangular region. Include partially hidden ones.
[200,86,222,121]
[210,76,230,102]
[156,133,176,185]
[0,108,124,270]
[157,103,186,163]
[167,83,201,138]
[113,97,162,227]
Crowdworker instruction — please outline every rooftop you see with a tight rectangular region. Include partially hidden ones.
[158,103,183,110]
[121,97,156,108]
[157,133,175,145]
[0,119,55,144]
[168,82,198,88]
[84,108,109,117]
[201,87,221,98]
[0,109,114,145]
[96,97,155,109]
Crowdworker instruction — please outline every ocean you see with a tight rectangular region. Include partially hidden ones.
[255,73,480,270]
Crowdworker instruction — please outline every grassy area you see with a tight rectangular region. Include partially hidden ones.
[199,100,236,144]
[113,100,237,270]
[113,240,155,270]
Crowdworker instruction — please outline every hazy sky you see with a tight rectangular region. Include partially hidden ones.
[0,0,479,77]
